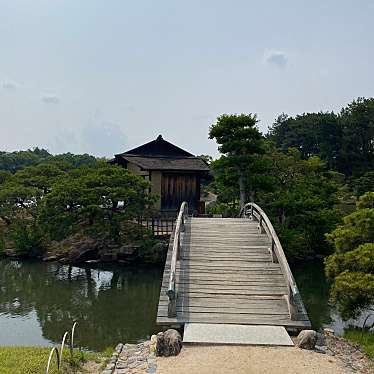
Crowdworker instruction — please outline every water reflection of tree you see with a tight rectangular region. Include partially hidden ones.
[0,260,162,351]
[291,260,332,329]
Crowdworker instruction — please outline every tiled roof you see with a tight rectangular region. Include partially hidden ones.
[118,154,209,171]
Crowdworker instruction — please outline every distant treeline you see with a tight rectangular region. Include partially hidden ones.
[267,97,374,178]
[0,148,98,173]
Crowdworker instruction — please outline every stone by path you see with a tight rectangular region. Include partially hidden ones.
[102,337,157,374]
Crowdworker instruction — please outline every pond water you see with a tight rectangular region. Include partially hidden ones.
[0,259,162,351]
[292,259,372,335]
[0,258,369,351]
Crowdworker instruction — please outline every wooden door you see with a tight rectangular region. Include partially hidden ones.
[161,173,199,211]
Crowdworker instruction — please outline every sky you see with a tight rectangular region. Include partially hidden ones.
[0,1,373,158]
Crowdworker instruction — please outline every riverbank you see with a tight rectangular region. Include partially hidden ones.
[0,215,170,266]
[1,231,169,266]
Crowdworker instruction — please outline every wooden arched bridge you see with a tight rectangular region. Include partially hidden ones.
[156,202,310,344]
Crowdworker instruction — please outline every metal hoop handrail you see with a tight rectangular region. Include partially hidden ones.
[46,347,60,374]
[167,201,188,317]
[45,321,78,374]
[240,202,299,319]
[59,331,70,368]
[70,321,78,357]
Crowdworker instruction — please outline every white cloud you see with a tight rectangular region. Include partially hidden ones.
[265,50,288,68]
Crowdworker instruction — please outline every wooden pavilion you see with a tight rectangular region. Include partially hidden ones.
[113,135,209,213]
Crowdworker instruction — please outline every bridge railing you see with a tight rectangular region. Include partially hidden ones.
[240,203,299,320]
[167,201,188,317]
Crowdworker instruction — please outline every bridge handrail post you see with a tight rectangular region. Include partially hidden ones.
[240,202,299,320]
[167,201,188,317]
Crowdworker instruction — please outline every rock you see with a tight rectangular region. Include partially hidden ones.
[156,329,182,357]
[86,259,100,264]
[106,362,115,370]
[124,343,137,349]
[118,245,139,256]
[150,335,157,344]
[296,330,317,350]
[315,345,327,354]
[116,362,128,369]
[316,332,326,346]
[42,255,58,262]
[323,328,335,336]
[100,252,118,262]
[116,369,130,374]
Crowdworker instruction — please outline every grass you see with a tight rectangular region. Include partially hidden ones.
[344,328,374,359]
[0,346,109,374]
[0,347,59,374]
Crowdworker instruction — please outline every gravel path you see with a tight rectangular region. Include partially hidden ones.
[98,332,373,374]
[156,345,362,374]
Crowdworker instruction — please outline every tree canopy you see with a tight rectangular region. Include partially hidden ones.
[267,98,374,177]
[0,158,153,257]
[325,192,374,319]
[209,114,266,208]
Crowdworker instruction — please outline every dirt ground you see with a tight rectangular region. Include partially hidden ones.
[156,345,354,374]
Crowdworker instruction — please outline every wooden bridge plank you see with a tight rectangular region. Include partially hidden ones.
[157,315,311,327]
[162,273,286,285]
[157,216,311,330]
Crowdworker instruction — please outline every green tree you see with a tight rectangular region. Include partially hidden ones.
[209,114,266,208]
[42,163,154,241]
[0,158,154,256]
[340,97,374,176]
[353,171,374,197]
[325,192,374,318]
[258,146,342,259]
[0,148,51,172]
[267,97,374,177]
[0,171,12,185]
[267,112,341,170]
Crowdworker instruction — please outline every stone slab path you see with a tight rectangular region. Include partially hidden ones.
[183,323,294,346]
[102,339,157,374]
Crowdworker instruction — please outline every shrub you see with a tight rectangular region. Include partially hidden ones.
[325,243,374,279]
[330,271,374,319]
[0,236,5,256]
[206,201,238,217]
[11,222,46,257]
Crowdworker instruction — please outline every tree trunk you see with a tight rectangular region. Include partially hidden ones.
[249,184,255,203]
[281,208,286,226]
[238,174,246,210]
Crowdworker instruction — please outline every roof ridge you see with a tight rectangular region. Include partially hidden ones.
[120,154,199,159]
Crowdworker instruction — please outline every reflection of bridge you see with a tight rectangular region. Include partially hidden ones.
[157,202,310,344]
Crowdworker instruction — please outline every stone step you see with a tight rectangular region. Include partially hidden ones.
[183,323,294,346]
